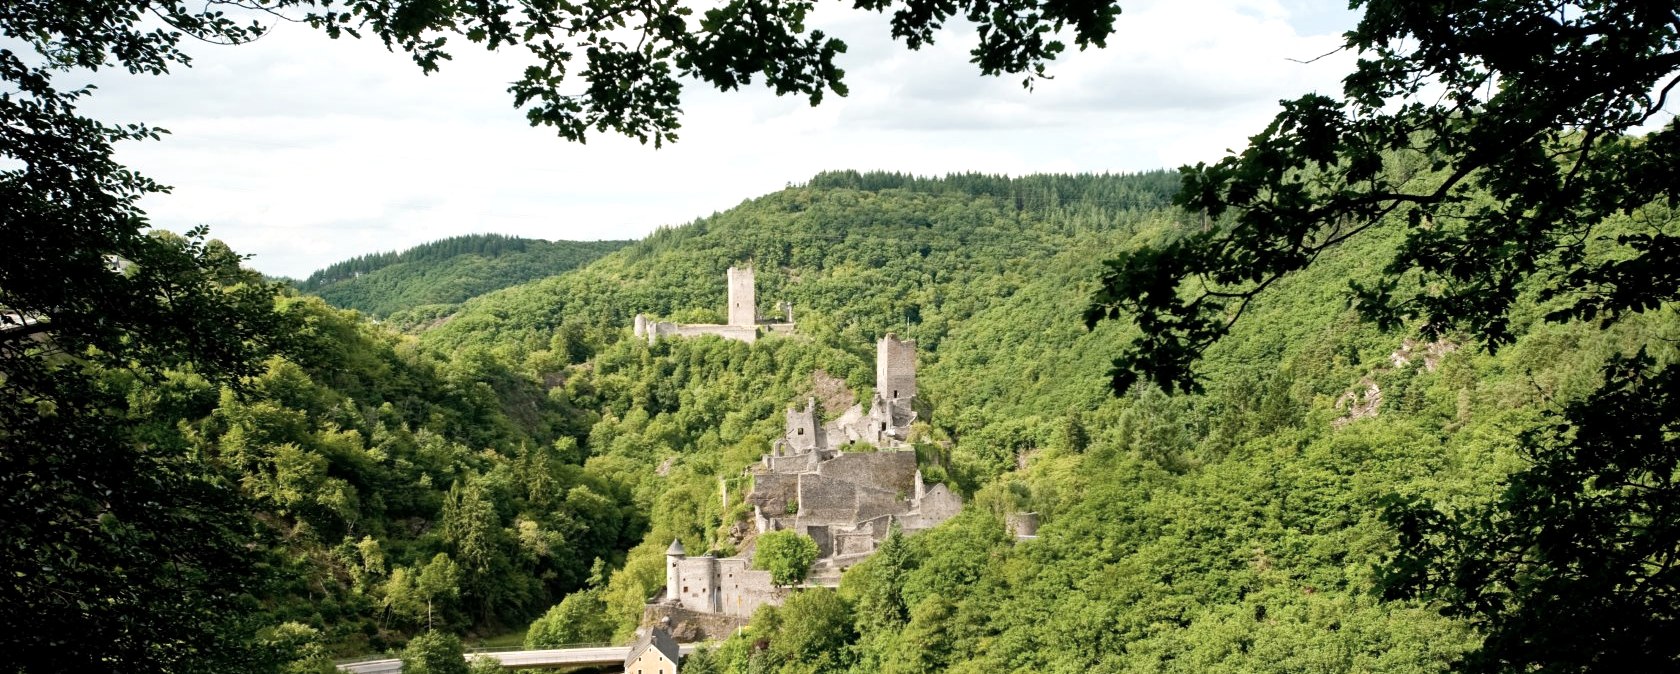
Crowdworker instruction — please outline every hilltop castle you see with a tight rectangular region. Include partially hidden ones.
[647,334,962,637]
[633,266,794,344]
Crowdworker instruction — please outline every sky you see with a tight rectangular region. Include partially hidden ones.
[72,0,1363,278]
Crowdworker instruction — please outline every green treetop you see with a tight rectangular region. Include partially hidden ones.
[753,530,821,587]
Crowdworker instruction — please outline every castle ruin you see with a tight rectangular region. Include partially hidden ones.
[773,333,920,450]
[633,266,794,345]
[648,334,961,636]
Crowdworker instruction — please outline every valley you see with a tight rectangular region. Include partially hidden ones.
[223,171,1669,673]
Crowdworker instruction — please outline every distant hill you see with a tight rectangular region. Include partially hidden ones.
[295,233,630,317]
[414,170,1186,351]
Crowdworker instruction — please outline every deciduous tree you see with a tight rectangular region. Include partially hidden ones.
[1087,2,1680,394]
[399,630,469,674]
[753,530,820,586]
[1384,352,1680,673]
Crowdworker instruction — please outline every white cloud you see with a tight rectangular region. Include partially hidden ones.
[66,0,1359,278]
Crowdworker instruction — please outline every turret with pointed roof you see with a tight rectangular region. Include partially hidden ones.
[664,539,685,602]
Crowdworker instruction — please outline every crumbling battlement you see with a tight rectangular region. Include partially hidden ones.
[632,266,794,345]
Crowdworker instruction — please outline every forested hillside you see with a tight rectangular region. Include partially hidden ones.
[55,169,1669,672]
[293,234,628,318]
[414,170,1181,357]
[397,169,1673,673]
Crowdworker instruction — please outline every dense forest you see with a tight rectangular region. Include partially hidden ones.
[9,168,1674,673]
[291,234,629,318]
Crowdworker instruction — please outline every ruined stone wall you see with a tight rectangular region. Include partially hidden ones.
[816,451,918,496]
[812,552,874,583]
[727,266,755,327]
[866,400,893,443]
[785,402,821,453]
[749,472,799,516]
[767,453,817,475]
[642,604,748,642]
[876,333,917,401]
[1006,511,1040,538]
[655,323,758,344]
[714,558,783,618]
[804,525,834,558]
[855,514,895,542]
[853,483,908,522]
[901,483,963,531]
[834,520,878,556]
[888,398,916,428]
[795,474,859,526]
[823,404,870,445]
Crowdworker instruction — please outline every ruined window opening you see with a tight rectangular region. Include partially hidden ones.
[893,389,898,397]
[880,422,887,432]
[683,586,688,593]
[797,428,804,436]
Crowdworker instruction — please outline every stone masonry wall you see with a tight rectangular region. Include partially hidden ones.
[836,530,875,556]
[642,604,748,642]
[822,405,870,445]
[853,483,907,522]
[749,472,799,516]
[715,558,782,618]
[675,556,719,612]
[795,474,858,526]
[805,525,834,557]
[651,322,759,344]
[900,483,963,531]
[767,452,817,474]
[784,402,821,453]
[816,451,917,496]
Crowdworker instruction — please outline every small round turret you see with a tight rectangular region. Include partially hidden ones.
[664,539,685,602]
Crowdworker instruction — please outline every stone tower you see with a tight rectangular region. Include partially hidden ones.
[876,333,917,401]
[785,398,821,453]
[664,539,684,602]
[689,554,720,612]
[727,266,755,327]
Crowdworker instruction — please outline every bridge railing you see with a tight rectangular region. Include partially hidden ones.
[333,653,399,666]
[465,642,616,653]
[334,640,621,665]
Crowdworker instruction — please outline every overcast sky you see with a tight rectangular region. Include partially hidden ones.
[73,0,1361,278]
